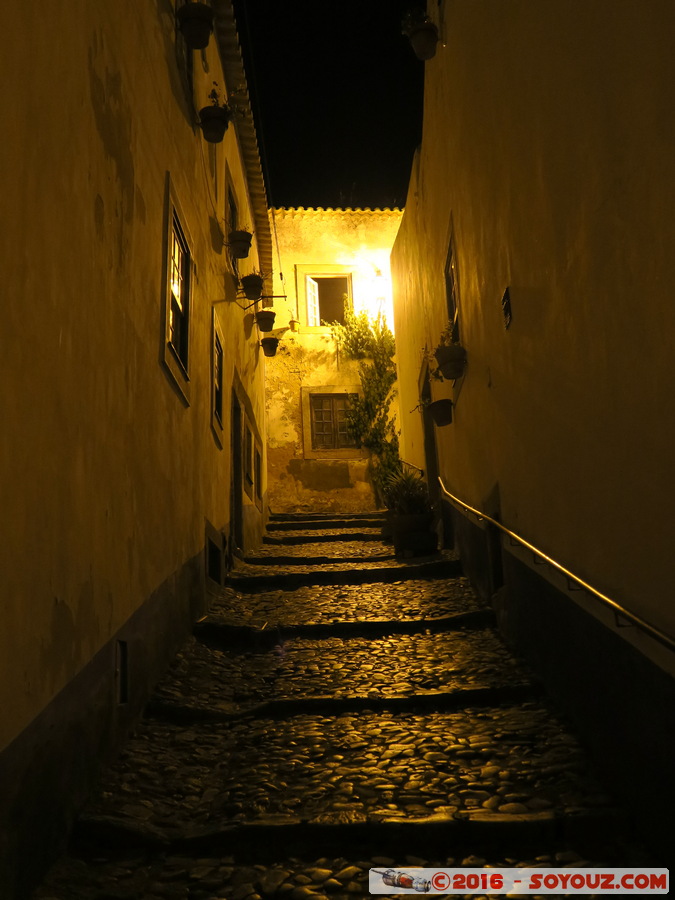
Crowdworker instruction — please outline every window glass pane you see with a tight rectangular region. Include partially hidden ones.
[316,277,349,324]
[306,277,320,326]
[310,394,357,450]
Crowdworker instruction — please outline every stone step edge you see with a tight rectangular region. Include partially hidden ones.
[267,519,386,532]
[241,553,398,567]
[195,608,495,646]
[264,531,384,546]
[144,682,543,724]
[269,511,385,520]
[225,558,462,590]
[72,807,628,855]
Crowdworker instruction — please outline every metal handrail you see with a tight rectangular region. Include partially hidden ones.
[438,477,675,654]
[401,459,424,475]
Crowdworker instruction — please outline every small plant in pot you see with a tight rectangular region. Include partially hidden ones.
[383,468,437,557]
[402,8,439,60]
[199,83,232,143]
[434,322,467,380]
[176,2,214,50]
[254,309,276,332]
[227,227,253,259]
[260,336,279,357]
[240,270,264,301]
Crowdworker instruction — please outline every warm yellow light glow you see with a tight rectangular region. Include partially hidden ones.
[350,254,395,332]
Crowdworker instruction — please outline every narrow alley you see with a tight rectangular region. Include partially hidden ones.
[31,514,655,900]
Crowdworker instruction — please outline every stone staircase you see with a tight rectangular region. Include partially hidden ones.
[31,512,655,900]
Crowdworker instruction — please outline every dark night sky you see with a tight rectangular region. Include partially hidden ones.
[231,1,425,209]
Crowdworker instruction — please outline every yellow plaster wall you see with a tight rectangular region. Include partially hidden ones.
[392,1,675,640]
[265,208,402,513]
[0,0,267,752]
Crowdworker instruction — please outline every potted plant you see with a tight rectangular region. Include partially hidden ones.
[402,9,439,61]
[255,309,276,332]
[198,83,232,143]
[260,336,279,357]
[228,228,253,259]
[176,2,214,50]
[427,398,453,426]
[383,468,437,556]
[288,315,300,333]
[434,322,467,380]
[241,271,264,301]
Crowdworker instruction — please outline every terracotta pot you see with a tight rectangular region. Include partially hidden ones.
[427,398,453,426]
[198,105,230,143]
[176,2,214,50]
[255,310,276,333]
[289,318,300,333]
[434,343,467,380]
[241,273,264,301]
[408,22,439,60]
[228,230,252,259]
[261,337,279,357]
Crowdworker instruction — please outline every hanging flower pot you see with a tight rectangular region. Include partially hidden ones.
[434,342,467,380]
[289,317,300,333]
[241,273,264,301]
[198,104,230,143]
[427,399,453,426]
[402,11,439,61]
[408,22,439,60]
[255,310,276,332]
[176,2,214,50]
[261,337,279,357]
[228,229,252,259]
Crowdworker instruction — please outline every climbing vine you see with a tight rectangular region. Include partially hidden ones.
[331,306,401,503]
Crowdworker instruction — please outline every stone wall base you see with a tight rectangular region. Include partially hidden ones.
[0,552,204,900]
[455,508,675,863]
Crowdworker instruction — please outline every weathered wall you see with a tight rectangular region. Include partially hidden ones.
[392,0,675,647]
[391,0,675,856]
[0,1,268,894]
[265,208,403,513]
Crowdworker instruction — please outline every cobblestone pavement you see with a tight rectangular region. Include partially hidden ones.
[32,513,657,900]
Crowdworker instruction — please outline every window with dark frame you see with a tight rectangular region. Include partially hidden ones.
[254,446,262,502]
[310,393,358,450]
[306,276,350,326]
[227,185,239,273]
[213,332,223,426]
[169,212,190,371]
[445,230,460,342]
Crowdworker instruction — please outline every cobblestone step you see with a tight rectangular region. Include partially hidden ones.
[195,609,495,649]
[154,628,529,710]
[267,517,386,532]
[35,842,652,900]
[242,549,397,567]
[227,555,461,592]
[264,529,384,545]
[208,577,481,628]
[71,705,620,841]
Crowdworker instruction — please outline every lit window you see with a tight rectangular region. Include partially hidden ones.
[169,213,190,370]
[306,276,350,326]
[162,180,193,405]
[310,394,358,450]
